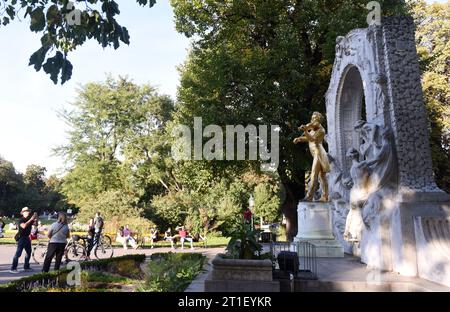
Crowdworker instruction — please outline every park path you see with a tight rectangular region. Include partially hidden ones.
[0,244,224,285]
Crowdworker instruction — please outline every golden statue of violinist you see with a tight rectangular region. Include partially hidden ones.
[293,112,330,202]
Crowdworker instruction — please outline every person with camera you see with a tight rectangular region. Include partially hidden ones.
[10,207,37,273]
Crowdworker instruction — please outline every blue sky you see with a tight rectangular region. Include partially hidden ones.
[0,0,446,176]
[0,1,190,176]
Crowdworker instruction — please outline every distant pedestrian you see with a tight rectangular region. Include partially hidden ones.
[116,225,138,250]
[149,227,158,249]
[93,212,104,246]
[10,207,37,273]
[29,219,39,241]
[164,228,176,249]
[123,225,138,249]
[86,218,95,259]
[178,226,194,250]
[42,212,70,272]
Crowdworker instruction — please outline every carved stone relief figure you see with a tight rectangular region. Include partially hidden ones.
[373,74,387,115]
[354,120,380,160]
[335,36,345,59]
[361,127,397,228]
[335,36,345,70]
[343,148,370,241]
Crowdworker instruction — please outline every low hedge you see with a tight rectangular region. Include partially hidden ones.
[81,254,146,279]
[140,252,206,292]
[0,254,147,292]
[0,269,71,292]
[150,252,204,262]
[80,254,146,271]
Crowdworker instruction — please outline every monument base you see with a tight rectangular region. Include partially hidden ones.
[295,201,344,258]
[294,238,344,257]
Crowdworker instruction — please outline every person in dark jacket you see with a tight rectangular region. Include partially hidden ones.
[10,207,37,273]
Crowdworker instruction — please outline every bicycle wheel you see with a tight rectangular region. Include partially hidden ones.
[65,242,86,262]
[32,242,47,264]
[94,235,114,259]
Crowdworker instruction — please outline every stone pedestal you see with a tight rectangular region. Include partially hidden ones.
[294,202,344,257]
[204,254,280,292]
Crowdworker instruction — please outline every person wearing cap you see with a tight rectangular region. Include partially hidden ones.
[10,207,37,273]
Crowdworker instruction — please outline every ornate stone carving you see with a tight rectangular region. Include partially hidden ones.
[373,74,387,115]
[343,148,370,242]
[343,125,397,241]
[325,16,450,282]
[335,36,345,59]
[361,127,398,227]
[354,120,380,160]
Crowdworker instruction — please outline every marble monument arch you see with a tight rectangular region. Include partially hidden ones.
[323,16,450,286]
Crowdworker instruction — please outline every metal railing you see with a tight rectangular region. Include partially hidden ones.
[270,241,318,280]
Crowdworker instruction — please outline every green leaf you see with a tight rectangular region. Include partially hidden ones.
[28,46,50,71]
[29,7,45,32]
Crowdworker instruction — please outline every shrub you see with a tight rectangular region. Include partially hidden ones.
[226,220,262,259]
[80,254,146,274]
[139,252,205,292]
[75,190,143,225]
[0,270,70,292]
[104,216,154,236]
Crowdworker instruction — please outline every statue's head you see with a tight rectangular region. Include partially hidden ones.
[311,112,324,123]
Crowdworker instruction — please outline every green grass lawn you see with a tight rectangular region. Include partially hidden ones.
[1,215,230,248]
[0,233,230,248]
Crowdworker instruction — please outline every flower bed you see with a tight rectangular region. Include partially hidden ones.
[138,252,206,292]
[0,254,147,292]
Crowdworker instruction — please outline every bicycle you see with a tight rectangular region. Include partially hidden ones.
[65,233,113,261]
[68,233,113,260]
[66,235,88,262]
[32,235,87,264]
[31,238,48,264]
[92,233,114,259]
[32,233,114,264]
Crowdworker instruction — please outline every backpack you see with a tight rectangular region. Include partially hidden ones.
[95,216,104,230]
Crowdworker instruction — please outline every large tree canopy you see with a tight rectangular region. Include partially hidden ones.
[412,0,450,192]
[55,75,174,207]
[0,0,156,84]
[0,156,71,216]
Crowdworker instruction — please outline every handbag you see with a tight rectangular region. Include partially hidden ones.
[14,231,20,242]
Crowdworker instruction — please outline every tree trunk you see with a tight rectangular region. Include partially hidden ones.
[280,174,305,242]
